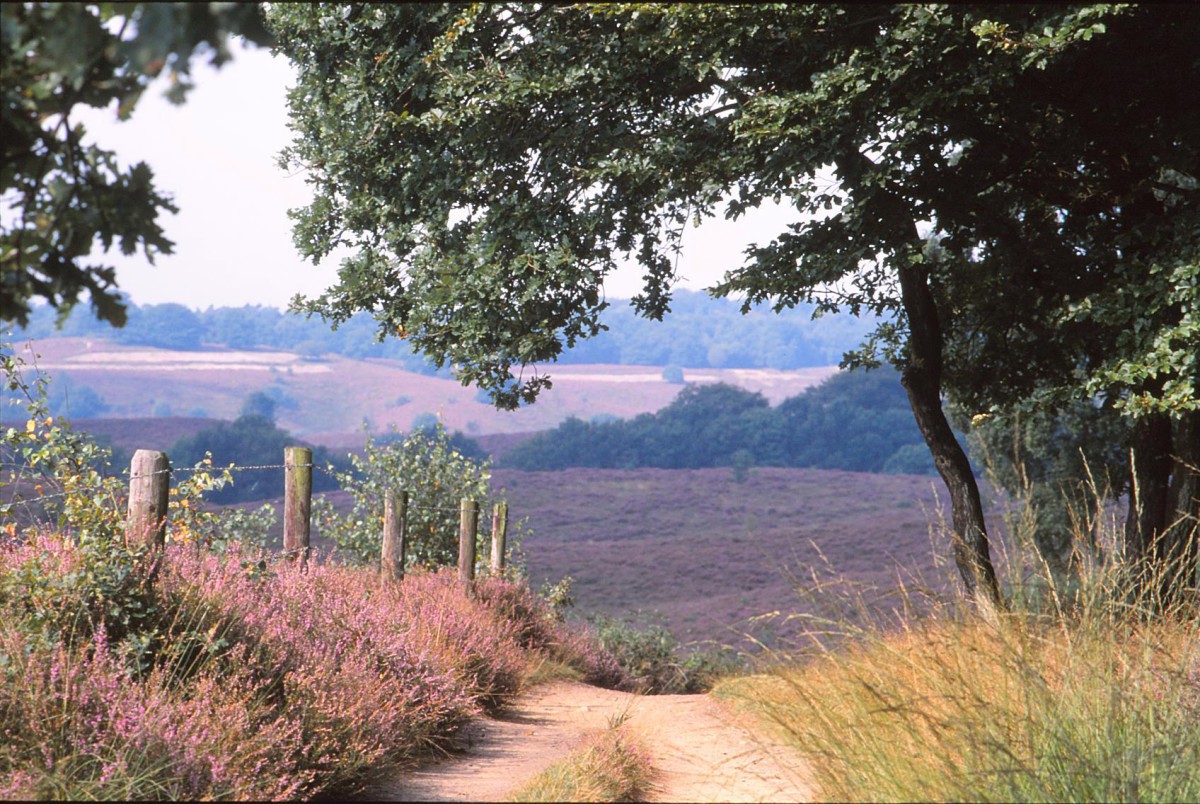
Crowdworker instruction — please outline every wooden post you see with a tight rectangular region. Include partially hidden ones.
[458,498,479,589]
[127,450,170,549]
[490,502,508,574]
[284,446,312,566]
[381,490,408,582]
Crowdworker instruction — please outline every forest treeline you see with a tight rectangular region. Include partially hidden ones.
[11,289,874,372]
[502,367,940,475]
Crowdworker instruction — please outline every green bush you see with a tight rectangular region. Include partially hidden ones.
[587,612,742,694]
[313,423,525,569]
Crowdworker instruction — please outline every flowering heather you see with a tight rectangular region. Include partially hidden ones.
[1,534,619,800]
[473,576,630,690]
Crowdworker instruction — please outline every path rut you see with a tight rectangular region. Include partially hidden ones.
[354,680,813,803]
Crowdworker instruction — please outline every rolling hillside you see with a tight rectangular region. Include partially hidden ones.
[10,337,837,447]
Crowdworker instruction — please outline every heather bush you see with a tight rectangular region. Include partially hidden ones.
[0,531,162,672]
[312,423,528,569]
[473,574,630,690]
[1,348,631,799]
[0,617,313,800]
[1,536,595,799]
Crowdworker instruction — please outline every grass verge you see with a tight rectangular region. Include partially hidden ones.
[507,721,656,803]
[715,513,1200,802]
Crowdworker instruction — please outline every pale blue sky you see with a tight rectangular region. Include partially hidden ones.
[76,41,800,311]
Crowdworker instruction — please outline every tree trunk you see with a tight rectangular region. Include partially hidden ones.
[897,262,1002,609]
[1125,411,1173,604]
[1160,410,1199,605]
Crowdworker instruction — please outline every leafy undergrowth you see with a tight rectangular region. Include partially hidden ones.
[717,587,1200,802]
[507,722,656,803]
[0,534,627,801]
[586,611,744,694]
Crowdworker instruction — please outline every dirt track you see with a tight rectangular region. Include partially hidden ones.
[354,680,813,803]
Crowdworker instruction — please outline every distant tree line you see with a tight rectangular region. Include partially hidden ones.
[10,289,874,371]
[165,392,492,505]
[503,368,943,475]
[168,393,345,504]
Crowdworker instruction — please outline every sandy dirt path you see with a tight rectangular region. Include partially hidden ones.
[354,680,813,803]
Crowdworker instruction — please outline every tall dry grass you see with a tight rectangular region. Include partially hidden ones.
[718,471,1199,802]
[507,720,656,803]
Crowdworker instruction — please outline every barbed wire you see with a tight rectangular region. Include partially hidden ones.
[3,457,506,513]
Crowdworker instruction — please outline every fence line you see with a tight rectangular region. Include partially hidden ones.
[1,445,507,588]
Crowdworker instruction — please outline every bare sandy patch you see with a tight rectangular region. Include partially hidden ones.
[354,680,812,803]
[549,372,721,384]
[37,348,332,373]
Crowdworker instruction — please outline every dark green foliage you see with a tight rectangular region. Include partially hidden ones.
[505,368,938,474]
[314,423,516,568]
[47,379,108,419]
[239,391,277,423]
[775,369,939,473]
[169,415,341,504]
[555,291,874,370]
[1,3,273,328]
[731,449,753,484]
[377,423,488,463]
[963,401,1133,565]
[882,444,937,477]
[0,535,163,673]
[586,612,742,695]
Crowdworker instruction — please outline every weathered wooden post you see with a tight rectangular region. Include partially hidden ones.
[127,450,170,549]
[490,502,508,574]
[458,498,479,589]
[381,490,408,582]
[284,446,312,566]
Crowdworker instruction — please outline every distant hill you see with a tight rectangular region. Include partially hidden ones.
[72,416,221,454]
[3,338,838,447]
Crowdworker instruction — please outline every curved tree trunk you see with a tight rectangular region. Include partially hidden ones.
[897,262,1002,609]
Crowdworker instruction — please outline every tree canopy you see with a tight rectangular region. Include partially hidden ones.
[1,3,272,328]
[272,4,1199,605]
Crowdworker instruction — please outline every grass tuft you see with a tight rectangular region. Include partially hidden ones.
[507,723,656,803]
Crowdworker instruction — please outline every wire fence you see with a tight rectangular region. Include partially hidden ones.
[1,461,493,514]
[1,458,507,568]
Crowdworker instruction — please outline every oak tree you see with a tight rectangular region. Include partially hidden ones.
[1,2,272,328]
[273,4,1199,606]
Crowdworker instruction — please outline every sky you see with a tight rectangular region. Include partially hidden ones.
[74,41,801,311]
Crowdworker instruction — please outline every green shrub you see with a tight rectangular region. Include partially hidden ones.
[313,423,525,569]
[588,612,742,694]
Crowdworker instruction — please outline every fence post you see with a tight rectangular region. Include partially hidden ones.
[458,498,479,589]
[127,449,170,549]
[381,490,408,582]
[490,502,508,574]
[284,446,312,566]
